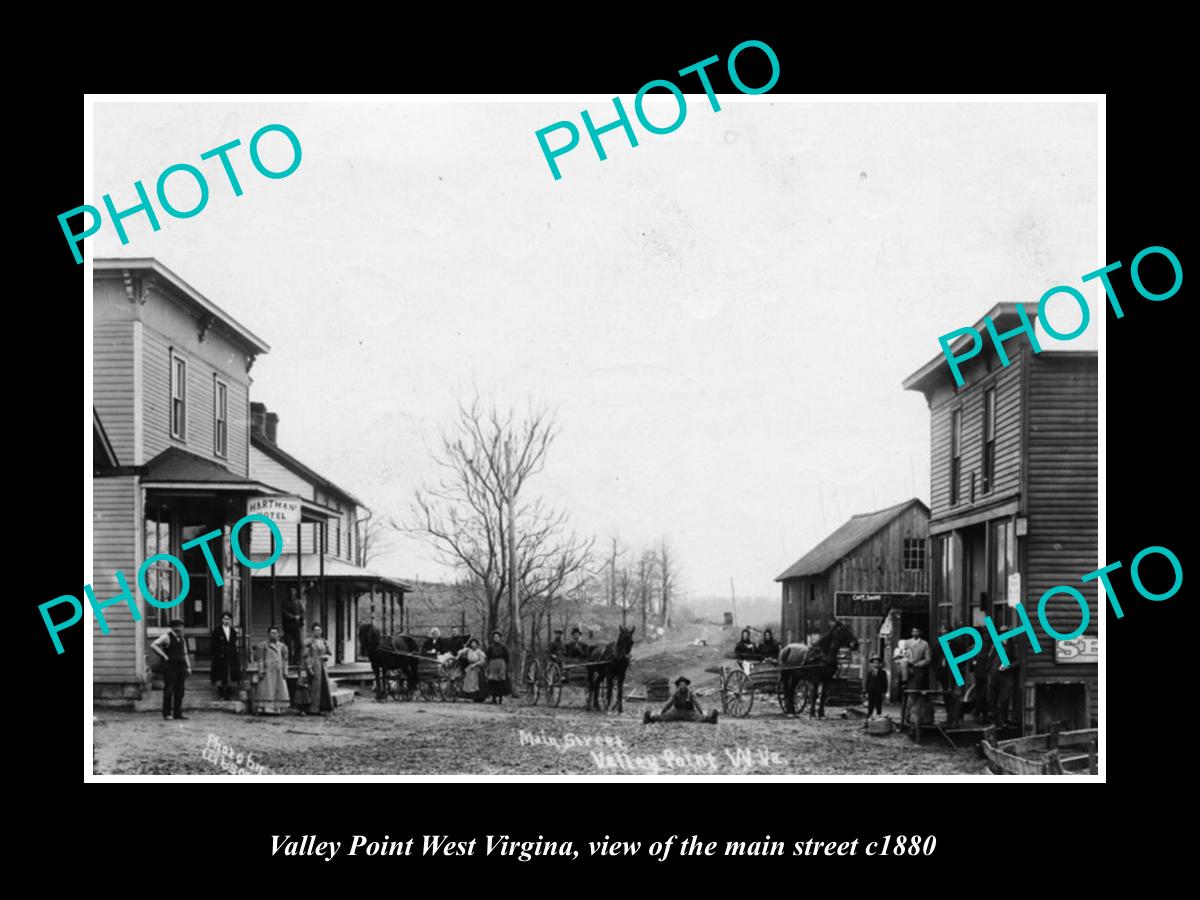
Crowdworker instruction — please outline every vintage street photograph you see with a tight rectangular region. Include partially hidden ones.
[87,97,1099,776]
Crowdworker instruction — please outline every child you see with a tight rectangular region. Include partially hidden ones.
[643,676,718,724]
[865,654,889,718]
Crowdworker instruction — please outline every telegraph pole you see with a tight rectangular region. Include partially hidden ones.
[730,577,738,627]
[505,435,521,695]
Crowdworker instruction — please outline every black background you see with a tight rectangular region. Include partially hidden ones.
[19,24,1187,883]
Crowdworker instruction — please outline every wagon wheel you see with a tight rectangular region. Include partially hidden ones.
[723,669,754,718]
[523,658,542,706]
[777,680,788,713]
[545,661,563,708]
[384,669,407,701]
[418,678,440,702]
[794,678,813,714]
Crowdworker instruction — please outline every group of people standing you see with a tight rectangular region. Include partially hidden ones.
[420,626,511,704]
[150,612,336,720]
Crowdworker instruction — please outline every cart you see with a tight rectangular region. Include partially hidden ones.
[523,655,607,707]
[376,646,462,702]
[720,659,812,718]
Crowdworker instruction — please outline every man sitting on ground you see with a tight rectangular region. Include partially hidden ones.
[643,677,718,724]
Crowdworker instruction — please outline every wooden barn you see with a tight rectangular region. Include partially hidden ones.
[776,498,930,695]
[904,303,1098,734]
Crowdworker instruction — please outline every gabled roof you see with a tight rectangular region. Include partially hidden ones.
[775,498,930,581]
[252,432,365,509]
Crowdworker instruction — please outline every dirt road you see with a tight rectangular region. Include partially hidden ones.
[94,693,987,776]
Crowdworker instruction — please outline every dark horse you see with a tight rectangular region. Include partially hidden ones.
[358,623,420,700]
[779,620,860,719]
[585,625,635,713]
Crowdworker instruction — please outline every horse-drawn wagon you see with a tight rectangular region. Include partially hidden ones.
[361,627,464,702]
[522,626,636,711]
[720,659,811,717]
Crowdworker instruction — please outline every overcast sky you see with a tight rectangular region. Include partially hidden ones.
[92,99,1098,600]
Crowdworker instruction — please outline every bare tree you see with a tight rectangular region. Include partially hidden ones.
[657,537,681,629]
[356,516,393,569]
[406,393,588,675]
[635,549,659,636]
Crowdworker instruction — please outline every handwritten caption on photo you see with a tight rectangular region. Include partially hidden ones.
[516,726,786,773]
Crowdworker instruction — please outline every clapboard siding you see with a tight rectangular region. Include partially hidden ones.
[929,352,1023,520]
[250,446,314,499]
[1024,353,1098,722]
[141,298,252,477]
[94,321,135,464]
[93,476,140,682]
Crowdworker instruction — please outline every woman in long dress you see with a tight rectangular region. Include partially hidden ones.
[256,626,290,716]
[303,625,335,715]
[484,630,509,705]
[458,637,487,701]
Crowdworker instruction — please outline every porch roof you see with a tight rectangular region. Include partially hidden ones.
[250,553,411,592]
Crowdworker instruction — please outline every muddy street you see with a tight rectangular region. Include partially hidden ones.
[94,693,988,776]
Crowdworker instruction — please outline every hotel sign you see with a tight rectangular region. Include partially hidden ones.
[834,592,929,617]
[248,495,302,525]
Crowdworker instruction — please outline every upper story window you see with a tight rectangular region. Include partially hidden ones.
[170,352,187,441]
[903,537,926,571]
[950,408,962,505]
[982,388,996,493]
[213,377,228,458]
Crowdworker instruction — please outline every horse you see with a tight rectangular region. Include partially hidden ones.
[585,625,635,713]
[778,619,860,719]
[358,623,420,700]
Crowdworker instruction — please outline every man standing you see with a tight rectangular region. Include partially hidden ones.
[643,677,718,724]
[210,611,240,701]
[151,619,191,720]
[282,587,306,665]
[904,627,932,690]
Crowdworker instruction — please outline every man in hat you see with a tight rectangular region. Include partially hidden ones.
[564,627,588,660]
[643,677,718,724]
[150,618,191,720]
[903,627,932,690]
[864,653,888,718]
[548,628,566,659]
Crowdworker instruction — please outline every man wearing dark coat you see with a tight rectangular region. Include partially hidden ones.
[864,654,889,717]
[210,611,241,700]
[282,587,306,665]
[643,677,718,724]
[548,629,566,659]
[564,627,588,659]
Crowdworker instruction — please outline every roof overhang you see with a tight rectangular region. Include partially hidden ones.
[95,258,270,357]
[902,303,1022,396]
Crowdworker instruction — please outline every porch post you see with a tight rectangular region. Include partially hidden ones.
[319,520,327,634]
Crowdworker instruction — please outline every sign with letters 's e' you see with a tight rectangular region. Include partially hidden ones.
[1055,636,1098,663]
[248,495,302,525]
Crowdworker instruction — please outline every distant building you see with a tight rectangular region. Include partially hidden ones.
[904,303,1097,732]
[776,498,930,691]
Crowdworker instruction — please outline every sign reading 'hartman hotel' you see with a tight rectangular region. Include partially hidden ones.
[247,495,301,525]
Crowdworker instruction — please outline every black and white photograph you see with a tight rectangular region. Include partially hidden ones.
[84,94,1102,779]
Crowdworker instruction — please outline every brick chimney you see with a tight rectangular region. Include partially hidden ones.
[250,402,267,440]
[265,412,279,444]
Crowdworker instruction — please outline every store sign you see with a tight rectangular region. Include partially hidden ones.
[1007,572,1022,607]
[1056,636,1099,663]
[834,592,928,617]
[248,495,301,525]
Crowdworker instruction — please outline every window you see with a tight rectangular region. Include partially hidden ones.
[213,377,228,457]
[170,352,187,440]
[903,538,926,571]
[144,505,176,628]
[982,388,996,493]
[949,408,962,505]
[989,519,1017,628]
